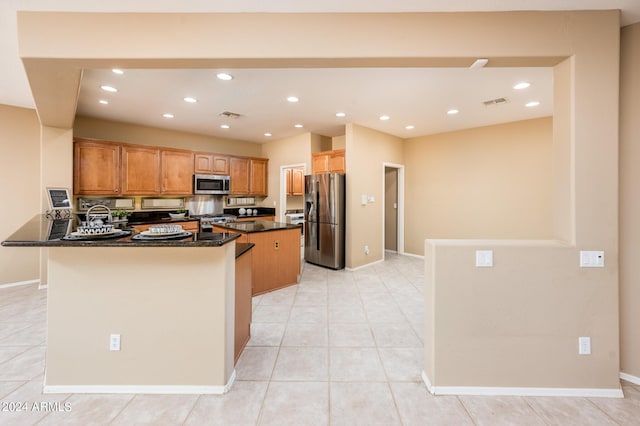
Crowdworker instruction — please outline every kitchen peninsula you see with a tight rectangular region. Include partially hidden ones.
[213,220,302,295]
[2,215,241,394]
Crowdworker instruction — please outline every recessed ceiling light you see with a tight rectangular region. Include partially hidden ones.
[525,101,540,107]
[100,85,117,92]
[294,124,303,128]
[183,97,197,103]
[514,82,531,90]
[287,96,299,103]
[447,109,459,115]
[216,72,233,81]
[405,125,415,130]
[336,112,346,118]
[264,133,272,137]
[220,124,230,129]
[379,115,390,121]
[162,113,174,119]
[112,69,124,75]
[98,100,109,105]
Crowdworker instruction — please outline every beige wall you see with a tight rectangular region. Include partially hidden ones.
[260,133,313,218]
[332,135,346,150]
[74,115,262,157]
[346,123,403,268]
[14,10,622,392]
[620,22,640,380]
[404,117,553,255]
[0,105,40,285]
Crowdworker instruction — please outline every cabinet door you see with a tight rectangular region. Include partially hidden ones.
[161,149,194,194]
[329,149,346,173]
[312,153,329,174]
[73,140,121,195]
[291,168,305,195]
[212,155,230,175]
[285,168,292,196]
[230,157,250,195]
[195,153,230,175]
[194,153,213,174]
[250,158,268,196]
[121,145,161,195]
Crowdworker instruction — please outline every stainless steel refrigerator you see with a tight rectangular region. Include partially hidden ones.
[304,173,345,269]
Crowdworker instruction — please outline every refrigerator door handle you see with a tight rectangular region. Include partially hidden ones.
[315,180,320,251]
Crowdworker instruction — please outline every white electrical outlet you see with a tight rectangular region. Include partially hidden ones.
[579,251,605,268]
[364,245,370,255]
[110,334,121,351]
[578,336,591,355]
[475,250,493,267]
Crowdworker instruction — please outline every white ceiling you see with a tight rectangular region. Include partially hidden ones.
[3,1,639,142]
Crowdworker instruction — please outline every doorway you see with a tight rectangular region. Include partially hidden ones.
[383,163,405,258]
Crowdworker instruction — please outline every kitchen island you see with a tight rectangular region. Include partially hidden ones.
[213,220,302,295]
[2,215,241,394]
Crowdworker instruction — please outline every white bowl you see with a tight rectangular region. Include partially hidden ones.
[239,208,246,215]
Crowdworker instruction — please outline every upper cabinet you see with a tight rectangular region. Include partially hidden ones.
[121,145,161,195]
[73,139,121,195]
[229,157,269,196]
[74,138,267,197]
[74,139,195,196]
[194,153,230,175]
[229,157,251,195]
[312,149,345,174]
[161,149,195,194]
[250,158,268,196]
[286,167,304,196]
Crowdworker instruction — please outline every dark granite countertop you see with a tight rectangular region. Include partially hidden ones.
[236,243,254,258]
[1,215,239,247]
[214,220,302,234]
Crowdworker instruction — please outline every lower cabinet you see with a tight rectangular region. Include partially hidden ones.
[248,228,300,295]
[235,245,253,363]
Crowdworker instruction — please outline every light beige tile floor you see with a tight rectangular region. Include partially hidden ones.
[1,254,639,425]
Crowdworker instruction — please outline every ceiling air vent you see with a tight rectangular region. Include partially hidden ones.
[219,111,241,119]
[483,97,509,106]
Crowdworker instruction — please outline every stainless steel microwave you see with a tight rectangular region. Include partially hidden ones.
[193,174,231,195]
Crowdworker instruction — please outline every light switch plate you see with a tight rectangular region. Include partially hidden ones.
[578,336,591,355]
[475,250,493,267]
[580,251,604,268]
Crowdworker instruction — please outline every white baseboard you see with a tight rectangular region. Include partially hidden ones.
[0,279,40,289]
[346,258,384,271]
[44,370,237,395]
[402,252,425,260]
[620,372,640,385]
[422,371,623,398]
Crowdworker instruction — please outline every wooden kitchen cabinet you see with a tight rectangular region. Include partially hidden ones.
[230,157,251,195]
[250,158,268,196]
[286,167,304,196]
[235,246,253,363]
[73,139,121,195]
[194,153,230,175]
[161,149,194,194]
[230,156,269,196]
[249,228,300,295]
[312,149,345,174]
[121,145,161,195]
